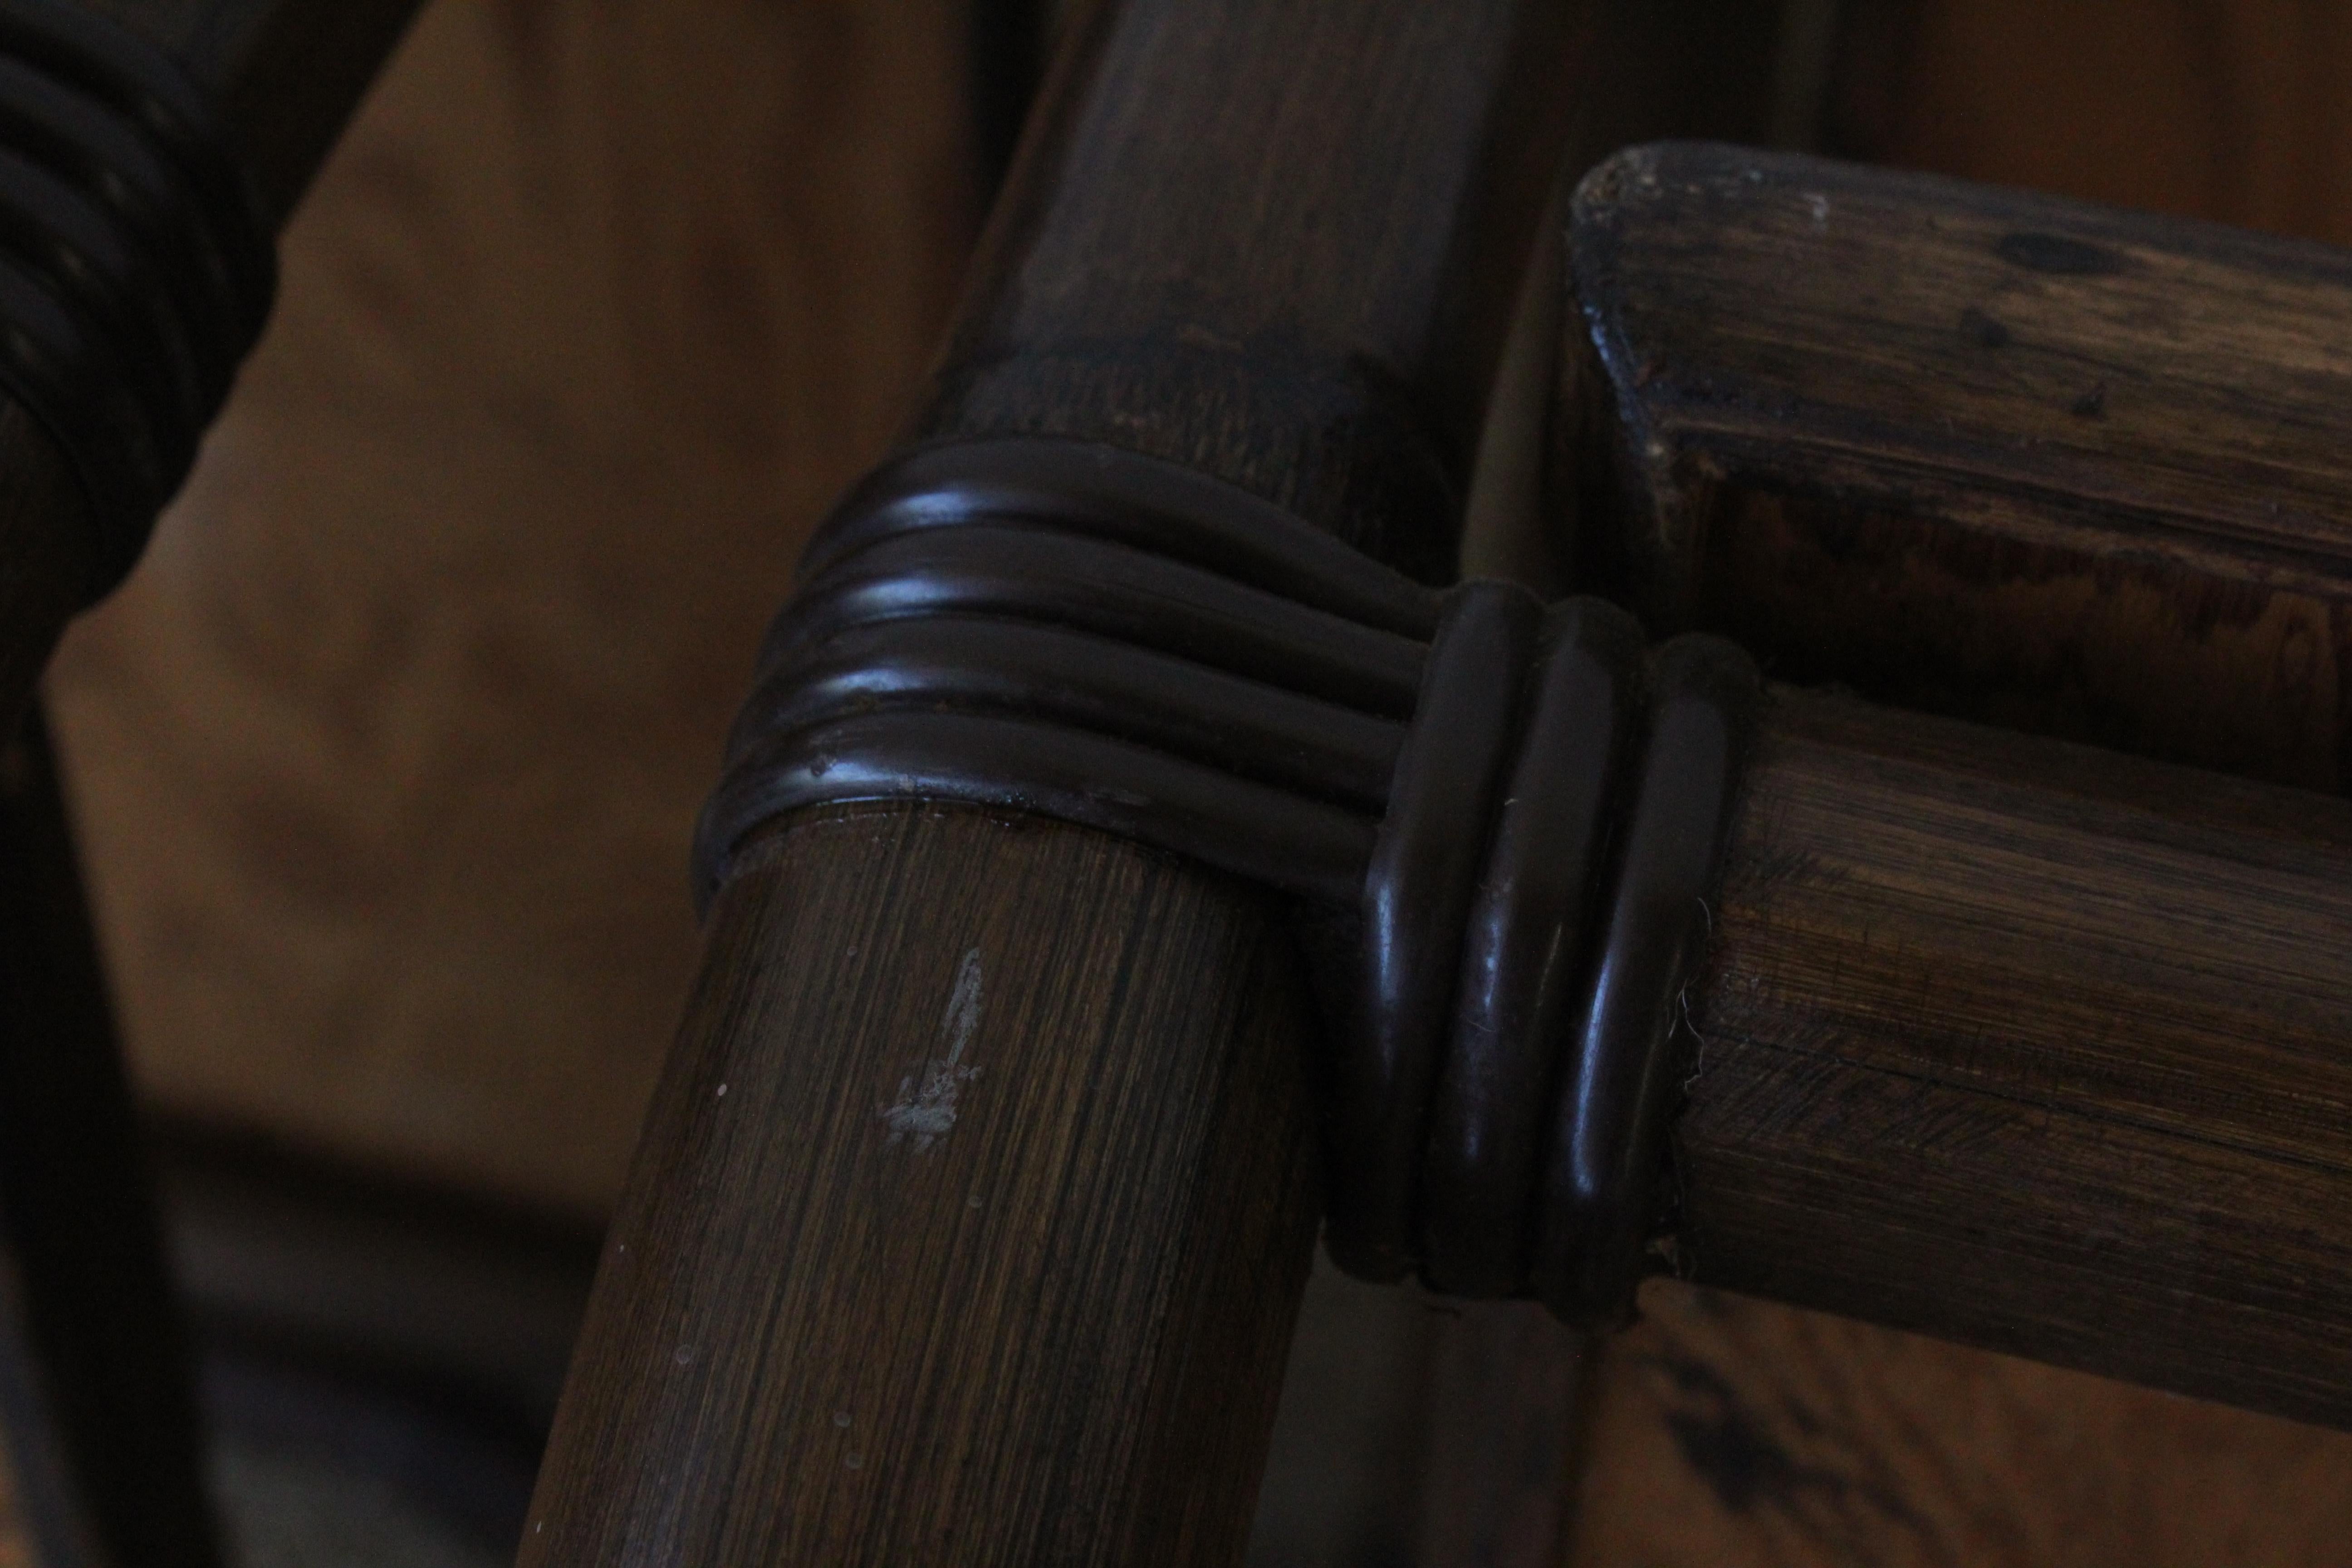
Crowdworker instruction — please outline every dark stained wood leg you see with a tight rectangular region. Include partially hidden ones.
[523,0,1579,1557]
[0,7,436,1563]
[0,704,220,1568]
[526,806,1322,1563]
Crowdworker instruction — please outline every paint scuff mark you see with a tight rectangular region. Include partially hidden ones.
[879,946,984,1151]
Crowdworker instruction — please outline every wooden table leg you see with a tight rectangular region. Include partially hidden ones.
[0,706,214,1568]
[521,0,1580,1559]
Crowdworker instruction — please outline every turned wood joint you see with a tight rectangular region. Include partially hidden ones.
[0,0,275,598]
[696,436,1760,1327]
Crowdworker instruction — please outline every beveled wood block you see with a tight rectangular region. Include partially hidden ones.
[1563,139,2352,790]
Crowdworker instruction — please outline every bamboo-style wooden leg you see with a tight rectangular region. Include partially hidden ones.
[534,806,1323,1562]
[523,0,1578,1558]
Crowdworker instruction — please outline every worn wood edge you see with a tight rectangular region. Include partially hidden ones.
[1559,139,2352,793]
[1564,140,2352,595]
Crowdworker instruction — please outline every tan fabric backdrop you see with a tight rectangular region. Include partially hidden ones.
[46,0,974,1217]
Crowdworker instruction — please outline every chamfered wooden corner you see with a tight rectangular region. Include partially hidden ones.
[1563,140,2352,793]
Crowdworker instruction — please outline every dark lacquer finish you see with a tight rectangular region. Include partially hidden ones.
[524,0,1582,1561]
[0,0,274,590]
[1342,584,1539,1282]
[1530,636,1754,1322]
[1419,598,1644,1300]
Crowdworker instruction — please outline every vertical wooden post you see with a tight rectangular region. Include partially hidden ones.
[522,1,1578,1560]
[0,710,215,1568]
[0,7,426,1563]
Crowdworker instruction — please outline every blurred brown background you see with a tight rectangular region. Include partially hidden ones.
[17,0,2352,1561]
[50,0,974,1219]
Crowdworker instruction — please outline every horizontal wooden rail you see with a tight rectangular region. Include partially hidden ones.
[1563,140,2352,794]
[1681,685,2352,1429]
[1549,135,2352,1430]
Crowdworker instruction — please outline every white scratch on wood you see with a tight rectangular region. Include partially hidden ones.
[879,946,984,1151]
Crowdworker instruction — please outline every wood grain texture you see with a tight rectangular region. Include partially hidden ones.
[1671,686,2352,1427]
[50,0,976,1215]
[523,0,1578,1558]
[1565,139,2352,792]
[529,805,1321,1563]
[919,0,1577,579]
[1564,16,2352,1565]
[1566,1284,2352,1568]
